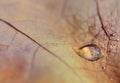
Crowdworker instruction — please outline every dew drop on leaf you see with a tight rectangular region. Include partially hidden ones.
[75,44,101,61]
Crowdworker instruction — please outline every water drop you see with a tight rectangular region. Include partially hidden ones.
[74,44,101,61]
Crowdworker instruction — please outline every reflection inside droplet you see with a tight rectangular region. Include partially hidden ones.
[75,44,101,61]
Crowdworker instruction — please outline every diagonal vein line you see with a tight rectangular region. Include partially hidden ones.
[0,18,81,79]
[95,0,110,39]
[0,19,67,66]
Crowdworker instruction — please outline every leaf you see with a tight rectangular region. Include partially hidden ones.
[0,0,120,83]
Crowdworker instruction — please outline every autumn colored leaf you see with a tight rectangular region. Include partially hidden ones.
[0,0,120,83]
